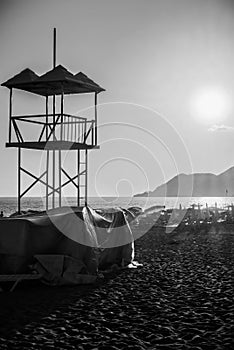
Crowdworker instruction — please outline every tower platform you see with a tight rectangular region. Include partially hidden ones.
[6,141,100,151]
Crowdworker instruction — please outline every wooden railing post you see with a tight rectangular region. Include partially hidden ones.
[60,86,64,141]
[83,122,87,143]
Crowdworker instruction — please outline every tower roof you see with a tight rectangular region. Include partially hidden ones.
[1,65,105,96]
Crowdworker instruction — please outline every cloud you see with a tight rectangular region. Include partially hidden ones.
[208,124,234,132]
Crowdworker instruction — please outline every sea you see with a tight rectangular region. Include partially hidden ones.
[1,196,234,217]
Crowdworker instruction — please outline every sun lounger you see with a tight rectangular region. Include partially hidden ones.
[0,274,42,292]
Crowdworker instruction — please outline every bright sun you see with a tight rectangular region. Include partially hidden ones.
[190,86,231,124]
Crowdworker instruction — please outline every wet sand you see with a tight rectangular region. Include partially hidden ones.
[0,225,233,349]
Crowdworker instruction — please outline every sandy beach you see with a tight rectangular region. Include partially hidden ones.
[0,224,233,350]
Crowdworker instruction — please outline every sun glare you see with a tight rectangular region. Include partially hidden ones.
[190,87,231,124]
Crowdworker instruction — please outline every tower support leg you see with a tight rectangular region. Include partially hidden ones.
[85,149,88,206]
[46,150,49,211]
[52,151,55,208]
[77,149,80,207]
[18,148,21,214]
[59,150,62,207]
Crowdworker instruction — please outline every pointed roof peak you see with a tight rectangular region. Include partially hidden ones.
[1,68,39,87]
[37,64,74,82]
[74,71,105,92]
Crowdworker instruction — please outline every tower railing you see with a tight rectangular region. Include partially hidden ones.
[9,114,96,146]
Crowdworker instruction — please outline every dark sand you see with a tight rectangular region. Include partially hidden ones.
[0,224,233,349]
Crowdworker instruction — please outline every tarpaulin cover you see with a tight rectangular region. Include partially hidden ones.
[83,206,135,269]
[33,254,97,285]
[0,206,136,284]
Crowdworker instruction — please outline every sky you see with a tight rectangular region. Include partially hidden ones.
[0,0,234,197]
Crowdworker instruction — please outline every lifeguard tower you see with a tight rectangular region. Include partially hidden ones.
[1,29,105,212]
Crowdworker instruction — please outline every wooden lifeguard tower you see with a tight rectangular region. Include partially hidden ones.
[1,29,105,212]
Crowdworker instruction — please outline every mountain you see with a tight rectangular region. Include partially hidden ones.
[134,166,234,197]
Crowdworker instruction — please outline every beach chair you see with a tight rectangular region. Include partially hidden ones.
[0,273,42,292]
